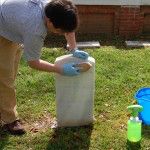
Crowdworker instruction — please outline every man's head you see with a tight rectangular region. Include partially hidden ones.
[45,0,78,34]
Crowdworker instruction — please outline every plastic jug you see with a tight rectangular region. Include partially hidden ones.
[55,54,95,127]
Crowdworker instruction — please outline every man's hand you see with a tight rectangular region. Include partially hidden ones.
[71,49,89,60]
[63,63,80,76]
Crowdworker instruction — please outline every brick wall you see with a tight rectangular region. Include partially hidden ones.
[77,6,118,35]
[77,5,150,39]
[118,6,144,38]
[141,6,150,35]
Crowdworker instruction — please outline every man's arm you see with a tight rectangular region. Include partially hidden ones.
[65,32,89,60]
[28,59,62,74]
[28,59,81,76]
[65,32,77,50]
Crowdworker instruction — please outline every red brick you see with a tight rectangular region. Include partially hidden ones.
[75,5,149,38]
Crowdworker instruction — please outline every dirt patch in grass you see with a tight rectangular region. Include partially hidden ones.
[23,113,57,133]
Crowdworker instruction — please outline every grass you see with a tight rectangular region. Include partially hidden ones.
[0,37,150,150]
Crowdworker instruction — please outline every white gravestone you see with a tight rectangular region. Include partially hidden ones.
[55,54,95,127]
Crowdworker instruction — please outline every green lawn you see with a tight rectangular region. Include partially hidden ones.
[0,39,150,150]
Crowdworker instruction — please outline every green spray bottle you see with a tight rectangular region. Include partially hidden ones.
[127,105,143,142]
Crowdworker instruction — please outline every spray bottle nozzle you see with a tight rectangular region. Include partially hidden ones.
[127,105,143,118]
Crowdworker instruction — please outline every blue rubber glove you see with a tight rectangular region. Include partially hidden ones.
[71,49,89,60]
[63,63,80,76]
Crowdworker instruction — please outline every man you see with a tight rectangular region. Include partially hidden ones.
[0,0,89,135]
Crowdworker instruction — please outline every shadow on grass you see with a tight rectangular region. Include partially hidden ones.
[47,124,93,150]
[44,33,118,49]
[44,33,145,51]
[126,140,141,150]
[0,130,9,150]
[44,34,66,49]
[142,125,150,140]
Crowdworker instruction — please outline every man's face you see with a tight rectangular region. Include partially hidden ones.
[46,17,65,35]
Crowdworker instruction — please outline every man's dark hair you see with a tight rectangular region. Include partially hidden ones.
[45,0,79,32]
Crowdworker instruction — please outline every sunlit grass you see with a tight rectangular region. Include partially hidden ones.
[0,40,150,150]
